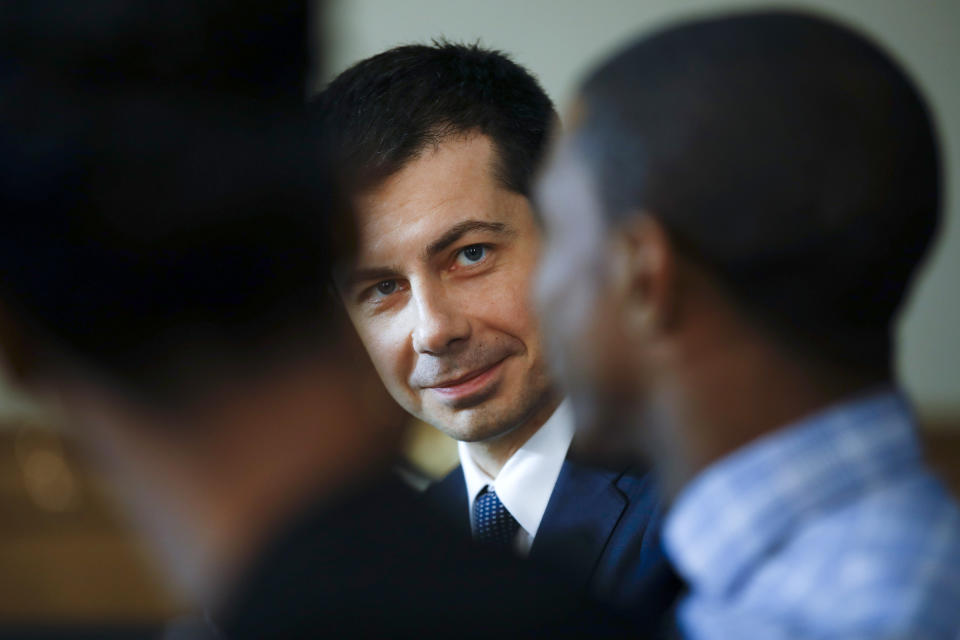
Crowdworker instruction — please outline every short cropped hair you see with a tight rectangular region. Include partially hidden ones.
[311,41,556,195]
[576,10,940,371]
[0,0,349,406]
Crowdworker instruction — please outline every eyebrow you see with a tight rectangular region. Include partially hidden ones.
[423,220,513,258]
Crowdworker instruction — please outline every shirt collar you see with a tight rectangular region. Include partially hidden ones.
[663,388,921,597]
[459,400,575,539]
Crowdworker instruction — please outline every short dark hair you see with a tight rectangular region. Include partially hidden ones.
[311,41,556,195]
[576,10,941,371]
[0,0,350,406]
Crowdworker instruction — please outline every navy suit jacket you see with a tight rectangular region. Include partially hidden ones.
[424,458,682,627]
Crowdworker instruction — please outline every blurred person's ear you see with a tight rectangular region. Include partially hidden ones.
[613,214,677,340]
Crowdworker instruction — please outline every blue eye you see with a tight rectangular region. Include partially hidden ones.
[375,280,398,296]
[456,244,487,266]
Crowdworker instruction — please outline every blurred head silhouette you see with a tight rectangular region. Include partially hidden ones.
[534,10,940,491]
[0,0,401,607]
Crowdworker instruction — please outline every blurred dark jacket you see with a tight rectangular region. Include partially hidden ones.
[217,473,632,639]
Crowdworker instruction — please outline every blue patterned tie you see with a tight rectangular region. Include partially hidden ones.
[473,486,520,552]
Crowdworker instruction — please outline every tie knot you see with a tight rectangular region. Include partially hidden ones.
[473,487,520,552]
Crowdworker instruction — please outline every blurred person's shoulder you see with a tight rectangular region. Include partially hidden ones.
[681,470,960,639]
[219,472,630,639]
[746,467,960,637]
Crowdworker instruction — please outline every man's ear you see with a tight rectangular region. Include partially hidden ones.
[613,213,677,335]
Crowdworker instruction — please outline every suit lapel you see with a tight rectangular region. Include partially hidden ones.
[529,460,627,589]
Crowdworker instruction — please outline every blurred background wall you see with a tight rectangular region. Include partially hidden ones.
[0,0,956,625]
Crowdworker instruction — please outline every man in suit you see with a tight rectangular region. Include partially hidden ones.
[0,3,625,638]
[534,10,960,638]
[316,42,680,624]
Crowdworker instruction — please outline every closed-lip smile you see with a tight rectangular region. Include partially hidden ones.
[425,357,508,405]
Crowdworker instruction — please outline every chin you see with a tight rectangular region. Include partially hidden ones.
[435,413,513,443]
[425,399,527,443]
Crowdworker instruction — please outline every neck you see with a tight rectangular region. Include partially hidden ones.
[464,391,562,478]
[650,331,884,498]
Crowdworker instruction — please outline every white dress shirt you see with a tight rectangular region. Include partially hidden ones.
[458,400,575,556]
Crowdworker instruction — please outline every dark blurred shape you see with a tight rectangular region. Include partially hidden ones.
[217,472,633,640]
[0,0,348,407]
[0,0,313,100]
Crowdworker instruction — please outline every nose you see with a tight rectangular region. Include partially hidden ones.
[411,284,471,356]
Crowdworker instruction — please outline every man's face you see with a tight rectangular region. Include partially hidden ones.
[340,133,556,442]
[533,128,644,449]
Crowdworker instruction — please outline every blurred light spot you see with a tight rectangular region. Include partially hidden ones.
[22,447,80,512]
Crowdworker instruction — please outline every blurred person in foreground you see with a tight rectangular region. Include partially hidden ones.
[0,2,623,638]
[535,9,960,639]
[313,42,680,626]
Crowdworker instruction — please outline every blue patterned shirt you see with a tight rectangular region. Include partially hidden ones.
[663,390,960,639]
